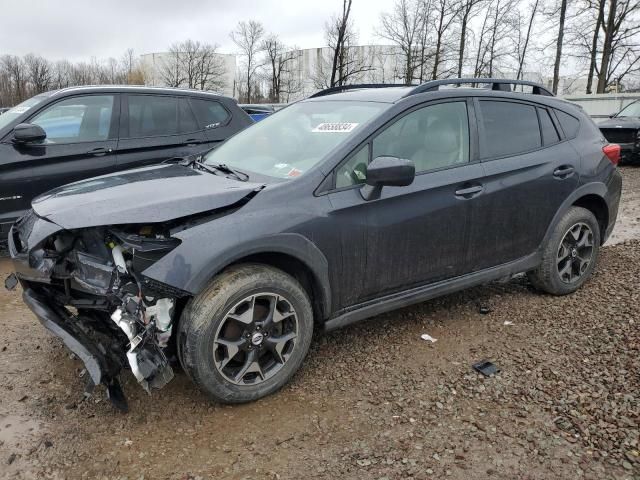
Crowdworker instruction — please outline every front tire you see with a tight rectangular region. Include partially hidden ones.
[528,206,600,295]
[178,264,313,403]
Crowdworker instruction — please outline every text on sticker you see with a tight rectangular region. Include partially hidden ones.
[312,123,359,133]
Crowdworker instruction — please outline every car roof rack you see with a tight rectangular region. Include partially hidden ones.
[309,83,410,98]
[406,78,554,97]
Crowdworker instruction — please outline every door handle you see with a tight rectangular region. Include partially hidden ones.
[455,184,484,198]
[185,138,202,146]
[87,147,112,157]
[553,165,575,178]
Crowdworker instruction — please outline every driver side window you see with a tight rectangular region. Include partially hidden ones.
[31,95,114,144]
[373,102,469,173]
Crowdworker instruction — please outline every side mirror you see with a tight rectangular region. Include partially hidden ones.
[361,156,415,200]
[13,123,46,144]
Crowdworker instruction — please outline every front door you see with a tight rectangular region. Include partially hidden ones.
[327,100,483,308]
[0,94,118,222]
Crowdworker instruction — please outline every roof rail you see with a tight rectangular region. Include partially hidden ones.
[406,78,553,97]
[309,83,410,98]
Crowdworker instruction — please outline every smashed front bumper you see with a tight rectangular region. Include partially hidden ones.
[5,213,181,411]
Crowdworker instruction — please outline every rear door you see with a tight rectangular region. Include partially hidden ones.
[0,93,118,217]
[468,98,580,270]
[116,94,200,170]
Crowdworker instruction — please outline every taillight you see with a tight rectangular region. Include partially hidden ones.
[603,144,620,165]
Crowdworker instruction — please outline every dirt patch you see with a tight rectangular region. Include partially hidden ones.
[1,167,639,479]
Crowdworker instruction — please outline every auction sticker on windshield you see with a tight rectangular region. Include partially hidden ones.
[312,122,359,133]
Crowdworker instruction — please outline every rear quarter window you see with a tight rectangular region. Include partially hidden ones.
[555,110,580,138]
[190,99,230,129]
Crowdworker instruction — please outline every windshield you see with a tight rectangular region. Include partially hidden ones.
[0,94,49,130]
[204,100,388,179]
[617,101,640,118]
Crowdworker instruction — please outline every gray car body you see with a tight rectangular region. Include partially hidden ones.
[12,87,622,331]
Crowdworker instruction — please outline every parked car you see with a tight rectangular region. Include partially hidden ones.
[0,107,10,115]
[0,86,253,240]
[598,100,640,164]
[239,104,275,121]
[5,78,621,411]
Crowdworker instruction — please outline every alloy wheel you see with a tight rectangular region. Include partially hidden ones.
[557,222,595,284]
[213,293,298,385]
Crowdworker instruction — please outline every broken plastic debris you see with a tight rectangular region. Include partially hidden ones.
[420,334,437,343]
[503,320,514,326]
[478,305,492,315]
[472,360,500,377]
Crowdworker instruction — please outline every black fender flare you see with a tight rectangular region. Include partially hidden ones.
[155,233,332,320]
[539,182,608,249]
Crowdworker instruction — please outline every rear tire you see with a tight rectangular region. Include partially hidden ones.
[528,206,600,295]
[178,264,313,403]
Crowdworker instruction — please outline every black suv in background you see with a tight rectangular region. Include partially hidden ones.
[598,99,640,164]
[6,79,622,410]
[0,86,253,239]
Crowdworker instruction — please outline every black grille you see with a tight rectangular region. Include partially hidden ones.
[600,128,636,144]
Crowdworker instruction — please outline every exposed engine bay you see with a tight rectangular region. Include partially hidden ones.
[7,218,189,411]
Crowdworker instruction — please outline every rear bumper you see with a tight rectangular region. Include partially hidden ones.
[21,287,121,386]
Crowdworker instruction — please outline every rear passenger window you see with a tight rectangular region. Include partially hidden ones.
[538,108,560,145]
[178,98,199,133]
[190,99,230,129]
[479,101,541,158]
[555,110,580,138]
[127,95,179,137]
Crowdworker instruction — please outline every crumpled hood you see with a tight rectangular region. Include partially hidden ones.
[32,164,265,229]
[598,116,640,129]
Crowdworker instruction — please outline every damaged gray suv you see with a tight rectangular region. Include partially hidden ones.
[5,79,622,411]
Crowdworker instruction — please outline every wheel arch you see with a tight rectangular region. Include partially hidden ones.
[541,183,609,249]
[181,233,332,322]
[571,194,608,242]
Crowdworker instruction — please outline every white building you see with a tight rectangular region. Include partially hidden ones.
[140,46,589,101]
[139,52,236,97]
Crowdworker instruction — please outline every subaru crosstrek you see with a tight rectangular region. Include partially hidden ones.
[5,79,622,410]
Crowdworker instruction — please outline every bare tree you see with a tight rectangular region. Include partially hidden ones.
[121,48,137,84]
[159,47,184,87]
[314,1,372,89]
[516,0,541,79]
[24,54,52,95]
[196,44,227,91]
[230,20,265,102]
[584,0,606,92]
[430,0,459,79]
[379,0,426,83]
[596,0,640,92]
[457,0,485,77]
[262,35,301,102]
[550,0,569,94]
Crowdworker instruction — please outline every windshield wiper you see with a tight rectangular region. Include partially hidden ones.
[194,159,249,182]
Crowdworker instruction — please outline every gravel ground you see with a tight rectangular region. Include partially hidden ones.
[1,167,639,480]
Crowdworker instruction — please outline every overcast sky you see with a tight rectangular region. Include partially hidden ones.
[0,0,388,62]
